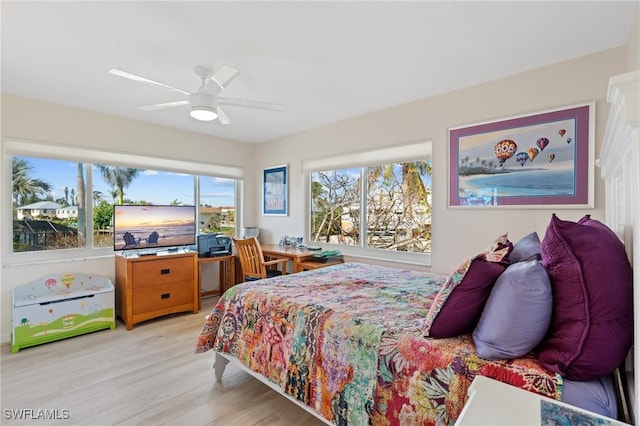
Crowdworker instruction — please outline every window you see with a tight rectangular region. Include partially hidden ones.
[310,168,360,246]
[12,157,88,252]
[198,176,236,237]
[304,141,432,263]
[6,139,242,260]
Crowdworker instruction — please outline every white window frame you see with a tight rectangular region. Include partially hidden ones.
[302,140,432,267]
[3,138,243,266]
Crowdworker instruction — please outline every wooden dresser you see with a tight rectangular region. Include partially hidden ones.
[115,251,198,330]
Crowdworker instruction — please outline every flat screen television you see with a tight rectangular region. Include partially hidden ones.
[113,205,196,251]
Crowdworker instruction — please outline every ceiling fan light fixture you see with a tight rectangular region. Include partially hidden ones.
[189,93,218,121]
[190,106,218,121]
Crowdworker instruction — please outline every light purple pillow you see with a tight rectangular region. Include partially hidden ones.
[538,214,633,381]
[473,260,552,360]
[508,232,541,263]
[561,375,618,419]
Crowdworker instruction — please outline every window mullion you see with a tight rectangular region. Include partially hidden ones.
[359,167,367,248]
[85,163,94,248]
[195,175,200,232]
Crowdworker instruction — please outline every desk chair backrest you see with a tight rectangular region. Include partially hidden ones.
[233,237,287,281]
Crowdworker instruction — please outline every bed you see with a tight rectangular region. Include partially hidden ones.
[196,261,564,425]
[195,70,639,426]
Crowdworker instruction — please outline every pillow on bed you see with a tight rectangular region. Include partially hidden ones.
[508,232,541,263]
[538,214,633,381]
[424,234,511,338]
[561,375,618,419]
[473,259,552,360]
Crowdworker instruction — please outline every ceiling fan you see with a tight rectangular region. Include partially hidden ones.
[108,65,281,125]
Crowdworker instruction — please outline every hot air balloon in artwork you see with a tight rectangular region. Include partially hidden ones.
[516,152,529,167]
[536,137,549,151]
[528,148,539,162]
[566,137,572,144]
[44,278,57,290]
[494,139,517,166]
[559,129,566,138]
[548,153,555,163]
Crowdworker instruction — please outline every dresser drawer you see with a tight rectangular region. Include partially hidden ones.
[131,257,193,288]
[132,281,193,315]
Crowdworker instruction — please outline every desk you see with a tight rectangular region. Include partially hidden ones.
[260,245,344,273]
[296,259,344,271]
[197,254,235,310]
[260,245,316,273]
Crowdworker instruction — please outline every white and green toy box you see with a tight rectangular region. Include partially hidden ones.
[12,273,115,353]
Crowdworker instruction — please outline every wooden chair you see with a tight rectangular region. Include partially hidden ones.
[147,231,159,244]
[233,237,288,282]
[122,232,139,249]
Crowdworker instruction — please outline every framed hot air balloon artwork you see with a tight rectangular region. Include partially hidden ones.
[448,101,594,208]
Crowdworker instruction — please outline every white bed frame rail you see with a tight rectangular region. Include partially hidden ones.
[599,70,640,424]
[214,352,335,425]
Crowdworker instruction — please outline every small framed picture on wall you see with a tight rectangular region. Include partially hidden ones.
[263,164,288,216]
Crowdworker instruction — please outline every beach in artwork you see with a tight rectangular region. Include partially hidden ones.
[456,117,578,199]
[459,159,575,198]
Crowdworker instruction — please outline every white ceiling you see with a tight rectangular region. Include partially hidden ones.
[2,1,637,144]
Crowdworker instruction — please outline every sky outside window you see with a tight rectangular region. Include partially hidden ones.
[15,157,234,207]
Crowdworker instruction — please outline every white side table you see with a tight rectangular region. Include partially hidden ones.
[455,376,627,426]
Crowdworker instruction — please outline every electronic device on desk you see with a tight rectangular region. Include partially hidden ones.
[197,233,232,257]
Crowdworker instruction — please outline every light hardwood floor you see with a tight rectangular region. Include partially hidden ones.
[1,297,326,426]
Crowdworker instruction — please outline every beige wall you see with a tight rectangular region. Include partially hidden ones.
[628,8,640,71]
[254,46,629,275]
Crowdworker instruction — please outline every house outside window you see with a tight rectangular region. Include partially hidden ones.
[16,201,63,220]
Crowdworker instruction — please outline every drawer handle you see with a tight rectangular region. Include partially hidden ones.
[161,293,170,299]
[160,269,171,275]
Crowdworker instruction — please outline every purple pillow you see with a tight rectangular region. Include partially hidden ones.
[424,234,512,338]
[561,375,617,419]
[427,259,506,338]
[473,260,552,360]
[508,232,541,263]
[538,214,633,381]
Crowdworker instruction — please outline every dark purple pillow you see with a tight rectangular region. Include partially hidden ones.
[538,214,633,381]
[424,234,512,338]
[426,259,507,338]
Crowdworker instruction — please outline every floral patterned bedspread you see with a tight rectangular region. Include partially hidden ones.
[195,262,561,425]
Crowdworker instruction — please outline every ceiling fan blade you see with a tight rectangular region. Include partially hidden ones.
[138,100,188,111]
[217,107,231,125]
[211,65,239,88]
[109,69,190,96]
[218,97,282,112]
